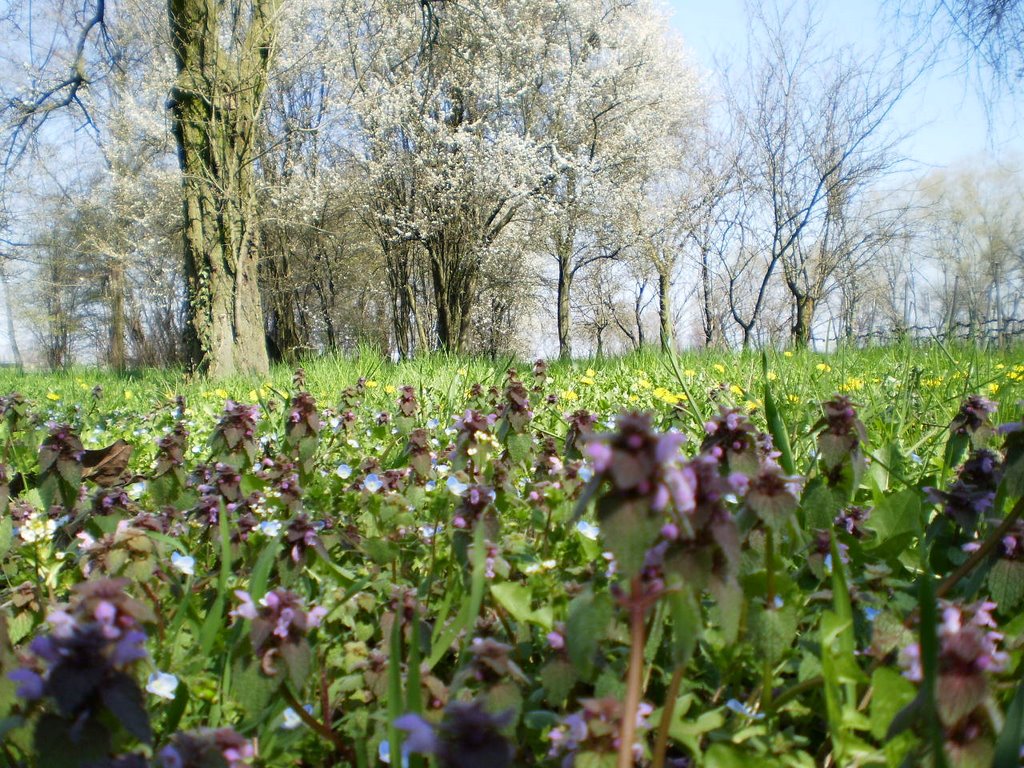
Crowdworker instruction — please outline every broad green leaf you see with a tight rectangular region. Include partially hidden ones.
[491,582,535,626]
[566,588,612,680]
[988,558,1024,611]
[869,667,916,741]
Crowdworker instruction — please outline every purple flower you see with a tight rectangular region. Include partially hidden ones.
[8,668,43,700]
[395,713,440,754]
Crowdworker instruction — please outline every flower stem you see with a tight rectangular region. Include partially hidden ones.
[937,496,1024,599]
[652,664,686,768]
[762,526,776,714]
[618,575,646,768]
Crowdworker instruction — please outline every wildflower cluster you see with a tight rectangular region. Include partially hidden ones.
[231,588,327,683]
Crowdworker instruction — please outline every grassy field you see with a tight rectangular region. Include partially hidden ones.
[0,344,1022,767]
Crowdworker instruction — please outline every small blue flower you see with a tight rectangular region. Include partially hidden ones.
[725,698,764,720]
[281,704,313,730]
[170,551,195,577]
[446,476,468,496]
[575,520,600,540]
[259,520,282,537]
[335,463,352,479]
[146,671,179,700]
[363,473,383,493]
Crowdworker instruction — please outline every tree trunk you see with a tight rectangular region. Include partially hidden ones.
[658,269,672,353]
[557,257,572,360]
[107,256,126,371]
[0,263,22,369]
[167,0,276,378]
[792,293,815,347]
[701,249,715,348]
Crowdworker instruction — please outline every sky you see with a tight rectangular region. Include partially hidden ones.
[665,0,1023,172]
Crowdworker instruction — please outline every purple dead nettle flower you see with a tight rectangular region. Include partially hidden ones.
[398,385,419,418]
[584,412,692,514]
[499,370,533,432]
[745,459,803,527]
[700,406,760,476]
[813,395,868,470]
[834,505,871,538]
[396,700,514,768]
[9,578,152,708]
[210,400,260,465]
[547,697,654,767]
[284,513,330,562]
[926,449,1002,531]
[160,727,255,768]
[452,484,496,530]
[285,391,320,439]
[993,519,1024,559]
[231,588,327,676]
[950,395,998,444]
[899,599,1008,727]
[467,637,527,684]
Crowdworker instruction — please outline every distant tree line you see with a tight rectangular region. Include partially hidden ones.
[0,0,1021,373]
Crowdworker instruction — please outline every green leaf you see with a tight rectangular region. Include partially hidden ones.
[540,659,576,706]
[566,588,612,680]
[762,352,795,476]
[100,672,152,744]
[597,499,661,579]
[34,713,110,768]
[748,603,797,663]
[491,582,535,627]
[281,638,312,692]
[506,432,533,464]
[249,536,282,602]
[198,594,225,657]
[993,680,1024,768]
[0,517,11,558]
[870,667,916,741]
[230,654,278,716]
[667,587,701,665]
[865,489,922,543]
[801,477,846,530]
[988,558,1024,612]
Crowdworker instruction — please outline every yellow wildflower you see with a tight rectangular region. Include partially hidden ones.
[46,392,61,401]
[215,388,229,399]
[684,369,696,377]
[766,371,777,381]
[365,380,378,388]
[713,363,726,374]
[784,351,794,358]
[729,384,744,397]
[987,382,1000,395]
[384,385,397,395]
[580,376,594,386]
[561,390,578,401]
[816,363,831,373]
[586,368,597,378]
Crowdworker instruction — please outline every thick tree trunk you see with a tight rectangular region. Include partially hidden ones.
[0,263,22,369]
[792,293,815,347]
[658,269,672,354]
[428,235,475,353]
[167,0,276,378]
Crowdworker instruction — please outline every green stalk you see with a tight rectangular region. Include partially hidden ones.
[651,664,686,768]
[618,576,646,768]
